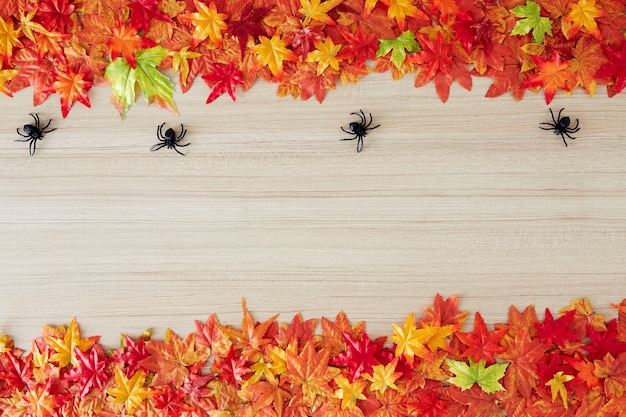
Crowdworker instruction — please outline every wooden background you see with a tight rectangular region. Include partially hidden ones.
[1,73,625,349]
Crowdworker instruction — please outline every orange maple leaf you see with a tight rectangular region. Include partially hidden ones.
[220,299,278,354]
[108,22,155,69]
[51,69,92,118]
[593,352,626,397]
[521,51,575,104]
[564,0,608,40]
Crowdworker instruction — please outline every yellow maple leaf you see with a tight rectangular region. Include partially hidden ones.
[252,35,297,80]
[187,0,228,47]
[546,371,575,409]
[381,0,428,31]
[390,313,439,364]
[564,0,607,40]
[18,9,52,42]
[298,0,342,25]
[559,297,607,334]
[46,318,98,368]
[107,368,151,413]
[421,322,459,352]
[362,357,402,394]
[0,16,23,64]
[333,375,367,410]
[306,38,342,75]
[170,46,202,88]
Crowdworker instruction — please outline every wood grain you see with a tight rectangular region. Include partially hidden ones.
[1,73,625,348]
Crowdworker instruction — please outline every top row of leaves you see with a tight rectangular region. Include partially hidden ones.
[0,0,625,118]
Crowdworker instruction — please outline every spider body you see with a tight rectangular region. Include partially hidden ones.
[16,114,56,156]
[151,123,189,155]
[540,108,580,147]
[341,110,380,152]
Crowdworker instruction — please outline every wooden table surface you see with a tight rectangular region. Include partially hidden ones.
[1,74,624,349]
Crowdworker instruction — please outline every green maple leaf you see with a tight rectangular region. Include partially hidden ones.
[510,0,553,44]
[105,46,178,118]
[445,358,509,393]
[376,30,420,70]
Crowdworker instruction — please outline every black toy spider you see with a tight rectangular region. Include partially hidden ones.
[151,123,189,155]
[15,113,57,156]
[341,109,380,152]
[539,107,580,147]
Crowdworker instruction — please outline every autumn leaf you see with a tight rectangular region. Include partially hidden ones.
[202,61,244,103]
[37,0,76,33]
[593,352,626,397]
[446,358,509,393]
[45,318,99,369]
[337,26,378,67]
[275,313,319,349]
[169,46,202,90]
[127,0,173,33]
[511,0,553,44]
[0,67,17,95]
[321,311,366,356]
[138,328,209,388]
[563,0,607,40]
[305,37,342,75]
[107,368,151,413]
[298,0,342,25]
[0,350,33,392]
[220,299,278,354]
[456,312,507,364]
[362,357,402,394]
[423,293,469,328]
[594,42,626,97]
[104,46,179,118]
[329,332,380,382]
[252,34,298,80]
[381,0,429,31]
[0,15,23,65]
[445,385,505,417]
[228,2,269,58]
[545,371,574,409]
[389,313,438,364]
[376,30,420,70]
[51,68,92,118]
[195,314,232,356]
[333,374,367,410]
[63,346,108,398]
[182,0,228,47]
[584,319,626,360]
[24,383,60,417]
[522,51,576,104]
[108,23,155,69]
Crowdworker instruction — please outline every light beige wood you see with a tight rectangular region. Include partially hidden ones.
[1,73,625,349]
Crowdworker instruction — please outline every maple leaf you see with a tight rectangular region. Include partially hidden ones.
[195,314,232,356]
[104,46,179,118]
[228,2,269,58]
[594,43,626,97]
[593,352,626,397]
[545,371,574,409]
[169,46,202,90]
[252,34,298,80]
[108,22,155,69]
[423,294,469,328]
[179,0,228,48]
[64,40,109,82]
[330,332,380,382]
[220,299,278,354]
[201,61,244,103]
[24,383,61,417]
[153,384,193,417]
[585,319,626,360]
[0,350,33,392]
[0,16,23,65]
[0,67,17,96]
[511,0,553,44]
[522,51,576,104]
[411,31,453,88]
[564,0,607,40]
[456,312,507,364]
[333,374,367,410]
[563,354,600,391]
[380,0,429,31]
[376,30,420,70]
[37,0,76,33]
[63,346,108,398]
[110,332,151,377]
[446,358,509,393]
[559,297,607,340]
[50,68,92,118]
[241,379,291,416]
[306,37,342,75]
[298,0,342,25]
[321,311,366,356]
[139,328,209,388]
[444,384,504,417]
[495,327,544,398]
[275,313,319,349]
[408,388,448,417]
[362,357,402,394]
[390,313,439,364]
[45,318,99,368]
[127,0,173,33]
[284,342,340,406]
[337,26,378,67]
[212,345,251,385]
[107,368,151,413]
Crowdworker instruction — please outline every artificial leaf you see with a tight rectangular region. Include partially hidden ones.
[275,313,319,349]
[333,374,367,410]
[24,383,60,417]
[567,37,607,95]
[138,328,209,388]
[522,51,576,104]
[202,61,244,103]
[0,350,33,392]
[446,358,509,393]
[37,0,76,33]
[152,384,193,417]
[283,342,340,406]
[389,313,438,364]
[411,32,452,88]
[127,0,173,33]
[104,46,178,118]
[298,0,342,25]
[321,311,366,356]
[169,46,202,90]
[593,352,626,397]
[195,314,231,356]
[241,379,291,416]
[381,0,428,31]
[110,332,151,377]
[252,34,298,80]
[212,345,251,385]
[0,16,23,65]
[306,37,342,75]
[564,0,607,40]
[594,42,626,97]
[456,312,507,364]
[220,299,279,354]
[545,371,574,409]
[329,332,380,382]
[51,68,92,118]
[511,0,553,44]
[376,30,420,70]
[182,0,228,47]
[63,346,108,398]
[107,368,151,413]
[45,319,99,369]
[585,319,626,360]
[445,384,505,417]
[0,67,17,95]
[423,293,469,328]
[108,23,154,69]
[362,357,401,394]
[337,26,378,67]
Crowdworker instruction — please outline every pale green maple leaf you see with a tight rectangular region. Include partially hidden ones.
[511,0,553,44]
[446,358,509,393]
[376,30,420,70]
[105,46,178,118]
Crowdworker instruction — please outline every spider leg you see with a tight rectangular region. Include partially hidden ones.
[341,126,352,134]
[369,124,381,130]
[351,111,365,125]
[539,123,556,131]
[16,128,29,137]
[157,123,166,140]
[356,136,364,153]
[341,135,357,141]
[29,138,37,156]
[150,142,166,152]
[177,124,186,140]
[30,113,40,128]
[173,147,186,156]
[559,132,568,147]
[563,131,577,140]
[176,140,190,147]
[43,127,57,134]
[15,137,31,142]
[569,118,580,131]
[40,118,52,131]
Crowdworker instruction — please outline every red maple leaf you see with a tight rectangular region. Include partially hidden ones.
[108,22,156,68]
[321,311,366,356]
[36,0,75,33]
[62,346,108,398]
[212,346,251,385]
[534,308,578,348]
[201,61,245,103]
[585,320,626,361]
[9,48,58,106]
[337,26,378,67]
[110,333,151,377]
[593,352,626,397]
[153,384,193,417]
[595,42,626,97]
[408,388,449,417]
[423,294,469,328]
[228,1,270,58]
[0,350,33,392]
[444,385,504,417]
[455,312,507,364]
[287,61,337,102]
[521,51,576,104]
[329,331,381,382]
[127,0,173,33]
